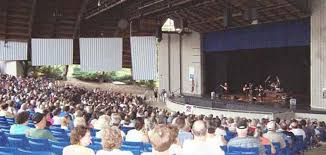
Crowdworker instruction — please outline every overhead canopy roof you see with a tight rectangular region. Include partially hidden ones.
[0,0,310,67]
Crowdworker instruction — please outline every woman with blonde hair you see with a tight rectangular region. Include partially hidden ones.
[96,127,132,155]
[63,126,94,155]
[95,115,111,138]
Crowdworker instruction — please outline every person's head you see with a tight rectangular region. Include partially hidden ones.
[254,127,263,138]
[15,111,29,125]
[94,114,110,130]
[0,103,9,111]
[300,119,307,127]
[149,124,173,153]
[266,121,277,131]
[206,120,217,134]
[291,121,298,129]
[32,112,47,129]
[192,120,207,138]
[174,116,186,130]
[53,108,61,116]
[101,127,123,151]
[156,115,166,125]
[74,117,87,127]
[135,117,144,131]
[236,120,248,137]
[61,115,70,127]
[168,125,179,144]
[70,126,92,146]
[280,122,288,131]
[111,113,121,127]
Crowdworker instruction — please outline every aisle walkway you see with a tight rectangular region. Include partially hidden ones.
[306,143,326,155]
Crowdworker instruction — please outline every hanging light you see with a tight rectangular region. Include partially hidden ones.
[97,0,101,7]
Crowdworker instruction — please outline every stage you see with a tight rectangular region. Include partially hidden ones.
[169,95,325,115]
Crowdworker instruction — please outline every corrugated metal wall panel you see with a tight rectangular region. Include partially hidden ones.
[79,38,123,72]
[130,36,157,80]
[311,0,326,109]
[31,39,73,66]
[0,41,28,60]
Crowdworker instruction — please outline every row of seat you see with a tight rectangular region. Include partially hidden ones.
[222,135,306,155]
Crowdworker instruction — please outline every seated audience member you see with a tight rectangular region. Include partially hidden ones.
[248,119,258,136]
[263,121,286,149]
[215,118,227,138]
[94,114,110,130]
[96,127,133,155]
[63,126,94,155]
[125,117,148,142]
[61,115,71,130]
[206,120,227,147]
[10,111,30,134]
[173,116,193,146]
[143,124,175,155]
[26,112,56,140]
[227,120,265,155]
[121,115,134,128]
[74,117,87,127]
[254,127,276,154]
[183,120,223,155]
[301,119,316,144]
[95,115,111,138]
[7,100,16,116]
[0,103,14,118]
[111,113,126,139]
[278,122,295,146]
[291,121,306,139]
[52,108,62,125]
[168,125,182,155]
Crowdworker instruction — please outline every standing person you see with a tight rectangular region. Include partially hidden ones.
[153,88,158,102]
[161,89,167,103]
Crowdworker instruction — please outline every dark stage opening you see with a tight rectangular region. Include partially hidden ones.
[204,46,310,106]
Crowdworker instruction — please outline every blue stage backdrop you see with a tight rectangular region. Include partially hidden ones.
[203,18,310,52]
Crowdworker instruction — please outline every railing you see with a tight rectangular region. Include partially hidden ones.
[168,96,277,115]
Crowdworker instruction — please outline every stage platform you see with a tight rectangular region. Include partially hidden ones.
[166,95,326,121]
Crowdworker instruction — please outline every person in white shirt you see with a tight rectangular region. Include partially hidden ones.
[96,127,133,155]
[215,118,227,138]
[290,121,306,139]
[125,117,148,143]
[182,120,221,155]
[206,120,226,154]
[52,108,62,125]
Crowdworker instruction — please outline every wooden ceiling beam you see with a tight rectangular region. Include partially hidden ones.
[73,0,90,39]
[130,0,195,20]
[190,12,242,25]
[3,0,9,42]
[85,0,128,20]
[28,0,37,39]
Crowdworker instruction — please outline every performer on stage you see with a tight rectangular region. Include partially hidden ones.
[220,82,229,95]
[242,84,250,96]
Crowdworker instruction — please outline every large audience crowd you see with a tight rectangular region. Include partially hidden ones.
[0,73,326,155]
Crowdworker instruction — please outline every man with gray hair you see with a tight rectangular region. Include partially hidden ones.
[182,120,222,155]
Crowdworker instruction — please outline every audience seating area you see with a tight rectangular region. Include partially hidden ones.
[0,116,152,155]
